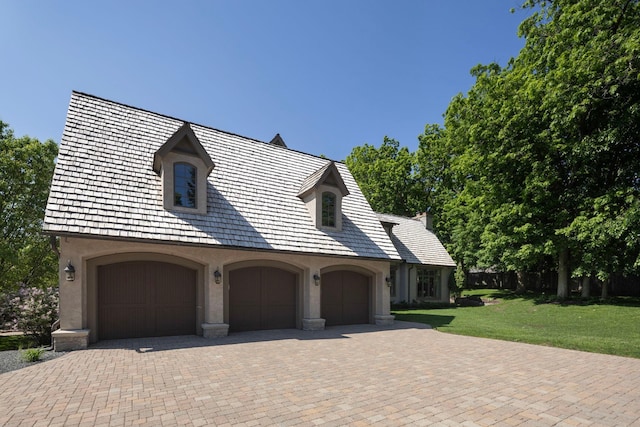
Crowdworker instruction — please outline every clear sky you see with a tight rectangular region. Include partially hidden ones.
[2,1,529,161]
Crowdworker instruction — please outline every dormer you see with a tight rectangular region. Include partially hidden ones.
[153,122,214,215]
[298,161,350,231]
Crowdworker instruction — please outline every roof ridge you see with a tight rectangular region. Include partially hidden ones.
[376,212,416,220]
[71,90,345,164]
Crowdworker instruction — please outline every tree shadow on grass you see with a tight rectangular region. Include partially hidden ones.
[468,289,640,307]
[392,313,455,328]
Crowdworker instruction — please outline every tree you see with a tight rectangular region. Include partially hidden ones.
[437,0,640,297]
[345,137,419,216]
[0,121,58,293]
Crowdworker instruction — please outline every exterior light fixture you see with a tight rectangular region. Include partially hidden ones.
[313,273,321,286]
[64,260,76,281]
[214,269,222,284]
[385,276,392,287]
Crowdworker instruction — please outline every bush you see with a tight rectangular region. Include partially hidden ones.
[450,264,466,299]
[3,285,59,345]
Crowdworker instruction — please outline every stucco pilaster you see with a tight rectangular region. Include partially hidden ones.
[58,244,84,330]
[307,267,322,319]
[440,267,453,302]
[205,264,224,323]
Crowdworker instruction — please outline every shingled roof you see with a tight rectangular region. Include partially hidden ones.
[43,92,400,260]
[376,213,455,267]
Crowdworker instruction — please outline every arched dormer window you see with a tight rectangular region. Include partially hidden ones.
[321,192,336,227]
[153,122,215,215]
[298,161,350,231]
[174,163,197,208]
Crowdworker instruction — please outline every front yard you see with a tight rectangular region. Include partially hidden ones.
[393,289,640,358]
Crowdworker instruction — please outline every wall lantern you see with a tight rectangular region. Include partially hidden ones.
[214,269,222,284]
[64,260,76,281]
[385,276,392,287]
[313,273,321,286]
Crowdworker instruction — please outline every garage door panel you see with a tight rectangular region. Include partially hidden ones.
[154,266,196,305]
[321,270,370,326]
[99,263,146,305]
[229,306,261,332]
[342,271,368,304]
[99,306,148,340]
[98,261,196,340]
[156,306,194,336]
[229,266,297,332]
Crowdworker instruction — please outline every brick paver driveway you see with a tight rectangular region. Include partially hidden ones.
[1,322,639,426]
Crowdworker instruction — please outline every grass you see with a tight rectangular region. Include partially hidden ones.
[393,289,640,359]
[0,335,37,351]
[19,347,45,362]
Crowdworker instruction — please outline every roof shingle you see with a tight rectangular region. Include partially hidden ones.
[44,92,400,261]
[376,213,455,267]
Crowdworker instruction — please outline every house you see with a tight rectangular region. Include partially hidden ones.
[376,213,456,304]
[44,92,401,351]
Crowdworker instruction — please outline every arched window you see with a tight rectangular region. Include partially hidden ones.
[321,192,336,227]
[174,163,197,208]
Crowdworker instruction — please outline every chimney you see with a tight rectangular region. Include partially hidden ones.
[414,212,433,231]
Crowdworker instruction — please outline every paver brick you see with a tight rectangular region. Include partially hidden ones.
[1,322,639,426]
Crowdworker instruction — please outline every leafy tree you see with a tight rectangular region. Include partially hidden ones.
[345,137,419,216]
[440,0,640,297]
[0,121,58,293]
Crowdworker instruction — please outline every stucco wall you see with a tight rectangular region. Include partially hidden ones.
[56,236,392,346]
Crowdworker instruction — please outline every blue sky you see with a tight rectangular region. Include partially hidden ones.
[2,1,528,161]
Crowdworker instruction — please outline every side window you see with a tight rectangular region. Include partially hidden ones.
[321,192,336,227]
[174,163,197,208]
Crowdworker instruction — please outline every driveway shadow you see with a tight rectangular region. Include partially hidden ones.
[89,321,433,354]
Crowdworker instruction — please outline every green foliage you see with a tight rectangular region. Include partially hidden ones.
[436,0,640,293]
[393,289,640,358]
[451,264,466,298]
[19,347,45,362]
[345,137,420,216]
[0,121,58,293]
[345,1,640,294]
[0,335,36,351]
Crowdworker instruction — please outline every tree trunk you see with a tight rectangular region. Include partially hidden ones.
[557,248,569,299]
[516,271,526,294]
[601,278,609,300]
[581,276,590,298]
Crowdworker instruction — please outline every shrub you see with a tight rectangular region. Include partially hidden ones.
[450,264,466,299]
[7,285,59,345]
[0,291,18,330]
[20,347,45,362]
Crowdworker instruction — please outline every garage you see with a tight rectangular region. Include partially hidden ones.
[98,261,197,340]
[229,266,297,332]
[321,270,371,326]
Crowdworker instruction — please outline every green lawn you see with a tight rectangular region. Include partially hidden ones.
[393,289,640,359]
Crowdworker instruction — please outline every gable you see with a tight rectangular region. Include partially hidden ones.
[153,122,214,176]
[269,133,287,148]
[297,161,350,199]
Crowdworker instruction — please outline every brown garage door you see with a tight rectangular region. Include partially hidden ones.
[98,261,196,340]
[321,270,370,326]
[229,266,297,332]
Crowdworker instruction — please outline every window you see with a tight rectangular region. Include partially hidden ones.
[417,269,440,299]
[174,163,197,208]
[321,192,336,227]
